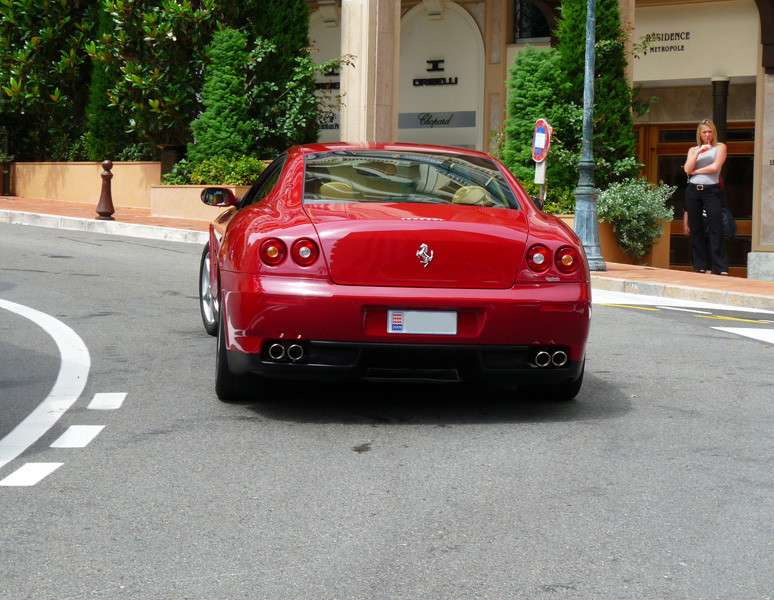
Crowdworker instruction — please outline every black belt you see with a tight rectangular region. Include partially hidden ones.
[688,183,719,191]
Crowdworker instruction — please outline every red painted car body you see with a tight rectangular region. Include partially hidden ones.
[198,142,591,400]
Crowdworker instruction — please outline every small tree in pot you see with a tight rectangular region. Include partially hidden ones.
[597,178,676,261]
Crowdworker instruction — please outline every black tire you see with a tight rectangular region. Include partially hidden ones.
[199,243,219,336]
[215,306,259,402]
[521,360,585,402]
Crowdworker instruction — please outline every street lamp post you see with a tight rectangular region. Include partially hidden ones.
[573,0,606,271]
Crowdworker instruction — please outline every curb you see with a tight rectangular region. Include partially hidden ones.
[591,274,774,312]
[0,209,207,245]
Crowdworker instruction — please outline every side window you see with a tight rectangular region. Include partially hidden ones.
[239,155,286,208]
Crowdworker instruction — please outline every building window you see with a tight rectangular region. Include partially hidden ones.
[514,0,550,41]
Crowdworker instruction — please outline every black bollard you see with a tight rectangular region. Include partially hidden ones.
[95,160,115,220]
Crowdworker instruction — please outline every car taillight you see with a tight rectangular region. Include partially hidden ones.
[260,238,287,265]
[291,239,319,266]
[555,246,581,273]
[527,245,551,272]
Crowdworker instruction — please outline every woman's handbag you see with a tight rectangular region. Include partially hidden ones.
[721,200,737,239]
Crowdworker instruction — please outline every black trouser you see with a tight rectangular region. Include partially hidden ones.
[685,184,728,274]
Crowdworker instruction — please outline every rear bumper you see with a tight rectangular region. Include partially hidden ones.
[228,341,584,385]
[221,272,590,384]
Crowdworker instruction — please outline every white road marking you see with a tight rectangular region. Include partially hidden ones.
[0,299,90,471]
[88,392,127,410]
[592,289,774,314]
[713,327,774,344]
[0,463,63,487]
[50,425,104,448]
[658,306,713,314]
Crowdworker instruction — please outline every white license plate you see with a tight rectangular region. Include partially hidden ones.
[387,310,457,335]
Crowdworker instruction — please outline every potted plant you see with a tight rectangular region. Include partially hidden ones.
[597,177,676,263]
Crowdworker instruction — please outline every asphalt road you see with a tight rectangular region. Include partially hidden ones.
[1,223,772,600]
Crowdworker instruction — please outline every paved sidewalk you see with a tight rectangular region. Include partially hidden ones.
[3,195,774,311]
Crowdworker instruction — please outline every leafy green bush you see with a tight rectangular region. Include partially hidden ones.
[520,181,576,215]
[162,155,266,186]
[117,142,158,162]
[597,178,676,260]
[161,159,194,185]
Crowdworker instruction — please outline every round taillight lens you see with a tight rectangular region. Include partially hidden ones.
[260,238,287,265]
[291,239,319,266]
[527,245,551,272]
[555,246,581,273]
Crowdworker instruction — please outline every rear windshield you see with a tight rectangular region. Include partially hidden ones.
[303,150,520,209]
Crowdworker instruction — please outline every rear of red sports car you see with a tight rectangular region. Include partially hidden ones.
[202,143,591,400]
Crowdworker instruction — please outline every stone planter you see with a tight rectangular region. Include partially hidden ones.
[556,215,670,268]
[150,185,250,221]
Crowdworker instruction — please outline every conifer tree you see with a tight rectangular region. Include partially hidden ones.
[556,0,639,184]
[503,45,579,193]
[188,28,254,164]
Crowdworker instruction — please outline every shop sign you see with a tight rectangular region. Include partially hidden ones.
[413,59,459,87]
[398,111,476,129]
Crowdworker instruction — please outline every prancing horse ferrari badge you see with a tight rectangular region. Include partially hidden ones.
[416,243,433,267]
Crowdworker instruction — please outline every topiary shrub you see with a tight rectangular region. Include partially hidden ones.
[188,28,254,164]
[502,45,580,193]
[597,178,676,260]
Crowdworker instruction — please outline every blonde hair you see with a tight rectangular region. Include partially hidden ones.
[696,119,718,147]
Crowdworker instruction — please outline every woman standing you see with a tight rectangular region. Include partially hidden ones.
[683,119,729,275]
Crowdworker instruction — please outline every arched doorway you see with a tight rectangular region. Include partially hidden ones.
[398,2,485,149]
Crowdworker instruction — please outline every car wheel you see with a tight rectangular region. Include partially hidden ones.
[199,243,218,336]
[521,360,585,402]
[215,306,257,402]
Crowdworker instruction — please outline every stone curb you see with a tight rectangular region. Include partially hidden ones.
[590,274,774,312]
[1,209,207,245]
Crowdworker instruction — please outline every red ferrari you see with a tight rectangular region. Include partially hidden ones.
[198,143,591,401]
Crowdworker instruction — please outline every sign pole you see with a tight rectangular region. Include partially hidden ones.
[532,118,551,202]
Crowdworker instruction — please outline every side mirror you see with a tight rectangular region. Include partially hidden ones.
[530,196,544,211]
[201,187,238,207]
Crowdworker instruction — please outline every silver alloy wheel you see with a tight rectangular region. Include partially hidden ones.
[199,244,219,336]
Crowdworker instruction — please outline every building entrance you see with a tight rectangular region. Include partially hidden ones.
[636,123,754,276]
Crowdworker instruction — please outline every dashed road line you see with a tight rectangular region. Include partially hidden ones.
[713,327,774,345]
[50,425,105,448]
[0,463,63,487]
[88,392,127,410]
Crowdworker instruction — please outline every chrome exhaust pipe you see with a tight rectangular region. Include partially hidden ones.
[534,350,551,368]
[268,343,286,361]
[287,344,304,362]
[552,350,568,367]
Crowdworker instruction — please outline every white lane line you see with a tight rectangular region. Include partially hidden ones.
[658,306,713,314]
[593,289,774,314]
[0,299,90,471]
[88,392,127,410]
[713,327,774,344]
[50,425,104,448]
[0,463,63,487]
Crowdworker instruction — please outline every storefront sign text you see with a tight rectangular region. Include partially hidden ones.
[642,31,692,54]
